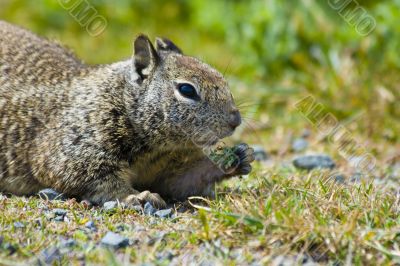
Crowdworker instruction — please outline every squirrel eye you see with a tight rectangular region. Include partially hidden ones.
[177,83,199,100]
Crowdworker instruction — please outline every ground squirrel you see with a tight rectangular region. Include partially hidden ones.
[0,21,254,207]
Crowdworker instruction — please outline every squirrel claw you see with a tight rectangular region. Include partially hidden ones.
[230,143,255,176]
[124,191,167,209]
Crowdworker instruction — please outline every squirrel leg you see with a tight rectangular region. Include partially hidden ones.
[159,143,255,200]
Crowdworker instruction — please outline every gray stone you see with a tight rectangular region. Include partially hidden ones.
[116,224,127,232]
[130,205,143,213]
[251,145,268,161]
[291,138,309,152]
[301,128,311,138]
[59,238,76,248]
[156,251,174,261]
[53,208,67,216]
[154,208,173,218]
[101,232,129,249]
[54,216,65,222]
[350,172,363,183]
[13,221,25,228]
[38,188,64,201]
[53,208,67,222]
[293,155,335,170]
[4,243,17,255]
[144,202,156,215]
[40,247,62,265]
[271,254,317,266]
[85,220,96,231]
[333,174,346,183]
[103,201,118,211]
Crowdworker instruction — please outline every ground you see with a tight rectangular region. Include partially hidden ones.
[1,131,399,265]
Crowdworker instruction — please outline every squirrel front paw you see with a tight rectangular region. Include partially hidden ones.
[210,143,255,176]
[229,143,255,176]
[124,190,167,209]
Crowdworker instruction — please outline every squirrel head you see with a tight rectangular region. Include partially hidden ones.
[126,34,241,147]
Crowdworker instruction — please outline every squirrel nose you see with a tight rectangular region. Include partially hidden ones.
[229,110,241,129]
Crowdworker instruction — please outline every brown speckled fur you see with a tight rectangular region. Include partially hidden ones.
[0,21,254,207]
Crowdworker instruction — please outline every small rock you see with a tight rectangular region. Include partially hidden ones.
[301,128,311,138]
[144,202,156,215]
[333,174,345,183]
[251,145,268,161]
[38,188,64,201]
[85,221,96,231]
[291,138,309,152]
[271,254,317,266]
[40,247,62,265]
[53,209,67,222]
[59,238,76,248]
[129,205,143,213]
[53,209,67,216]
[116,224,127,232]
[4,243,17,255]
[350,172,363,183]
[35,218,43,228]
[13,221,25,228]
[101,232,129,249]
[293,154,335,170]
[154,208,173,218]
[156,250,174,261]
[54,216,65,222]
[103,201,118,211]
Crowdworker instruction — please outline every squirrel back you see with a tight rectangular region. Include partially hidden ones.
[0,21,88,86]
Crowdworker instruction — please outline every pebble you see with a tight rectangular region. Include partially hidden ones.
[40,247,62,265]
[85,221,97,231]
[53,209,67,216]
[271,254,317,266]
[38,188,64,201]
[291,138,309,152]
[154,208,173,218]
[53,208,67,222]
[13,221,25,228]
[130,205,143,213]
[103,201,118,211]
[293,154,335,170]
[156,251,174,261]
[333,174,345,183]
[59,238,76,248]
[350,172,363,183]
[251,145,268,161]
[144,202,156,215]
[101,232,129,249]
[54,216,65,222]
[4,243,17,255]
[301,128,311,138]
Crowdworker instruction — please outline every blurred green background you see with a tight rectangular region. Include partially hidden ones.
[1,0,399,145]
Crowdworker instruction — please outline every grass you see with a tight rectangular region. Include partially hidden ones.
[1,138,400,265]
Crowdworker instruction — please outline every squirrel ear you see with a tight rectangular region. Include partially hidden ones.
[133,34,159,80]
[156,37,183,54]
